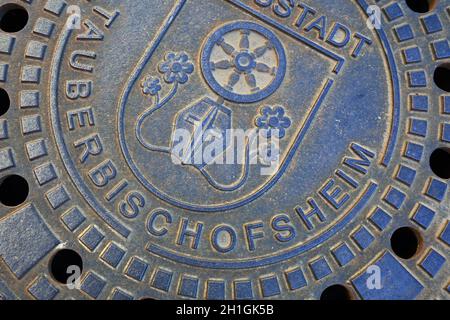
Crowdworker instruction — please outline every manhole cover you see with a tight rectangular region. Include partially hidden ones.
[0,0,448,300]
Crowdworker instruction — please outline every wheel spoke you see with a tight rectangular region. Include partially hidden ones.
[240,30,250,50]
[245,73,257,88]
[256,63,271,73]
[211,60,234,70]
[217,37,236,56]
[227,72,241,89]
[254,42,273,58]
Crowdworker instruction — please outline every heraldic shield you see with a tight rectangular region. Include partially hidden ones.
[118,0,337,212]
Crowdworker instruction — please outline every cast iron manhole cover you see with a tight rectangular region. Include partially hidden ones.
[0,0,449,300]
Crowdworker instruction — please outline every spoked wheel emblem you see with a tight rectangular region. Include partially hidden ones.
[201,21,286,103]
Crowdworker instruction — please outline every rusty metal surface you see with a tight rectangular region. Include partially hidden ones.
[0,0,449,300]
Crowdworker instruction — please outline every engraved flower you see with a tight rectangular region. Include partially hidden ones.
[158,52,194,84]
[255,106,291,138]
[141,76,162,96]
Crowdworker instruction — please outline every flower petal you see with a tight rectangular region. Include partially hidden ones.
[176,72,189,84]
[280,117,291,128]
[182,63,194,74]
[256,117,267,127]
[165,52,176,61]
[274,106,285,117]
[164,72,176,84]
[178,53,188,63]
[261,106,272,117]
[159,62,170,73]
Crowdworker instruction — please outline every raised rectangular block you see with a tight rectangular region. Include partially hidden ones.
[352,252,424,300]
[0,205,60,279]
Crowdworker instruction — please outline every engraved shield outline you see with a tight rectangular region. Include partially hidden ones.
[118,0,342,212]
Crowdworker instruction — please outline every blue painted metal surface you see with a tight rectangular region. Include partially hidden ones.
[0,0,448,300]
